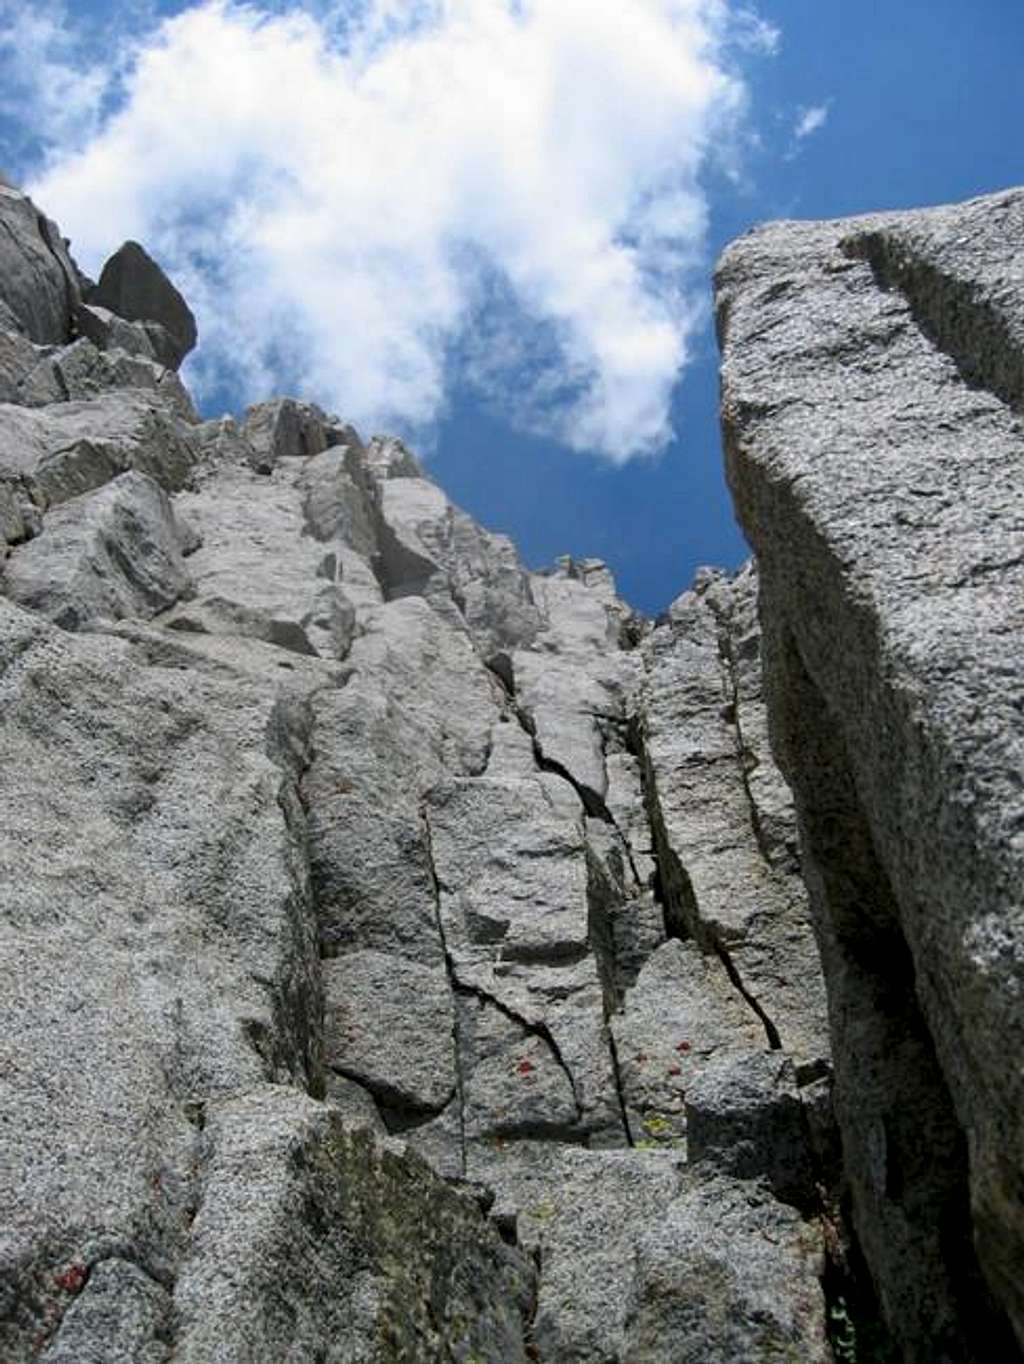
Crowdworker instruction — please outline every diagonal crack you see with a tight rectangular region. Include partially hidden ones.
[501,685,645,891]
[449,973,585,1128]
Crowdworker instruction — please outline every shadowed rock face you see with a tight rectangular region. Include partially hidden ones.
[0,191,840,1361]
[718,185,1024,1360]
[89,240,198,370]
[0,186,80,345]
[12,178,1021,1362]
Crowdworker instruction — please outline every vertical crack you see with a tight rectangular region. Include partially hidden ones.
[265,690,327,1098]
[420,801,468,1178]
[630,710,784,1052]
[606,1027,635,1148]
[706,594,780,874]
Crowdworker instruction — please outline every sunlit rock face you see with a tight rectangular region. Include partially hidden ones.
[14,178,1023,1362]
[718,185,1024,1361]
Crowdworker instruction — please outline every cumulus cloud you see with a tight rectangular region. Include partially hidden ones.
[16,0,763,461]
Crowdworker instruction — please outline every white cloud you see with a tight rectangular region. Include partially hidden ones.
[730,6,779,56]
[16,0,764,461]
[0,3,110,156]
[793,101,830,142]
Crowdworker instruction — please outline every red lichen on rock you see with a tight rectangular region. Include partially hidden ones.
[54,1263,87,1294]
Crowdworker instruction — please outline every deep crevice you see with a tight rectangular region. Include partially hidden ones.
[606,1027,635,1148]
[264,691,327,1100]
[820,1209,900,1364]
[583,841,622,1016]
[773,622,1021,1360]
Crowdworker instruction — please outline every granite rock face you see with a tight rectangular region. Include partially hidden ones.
[0,189,839,1360]
[718,185,1024,1359]
[10,174,1022,1364]
[0,186,79,344]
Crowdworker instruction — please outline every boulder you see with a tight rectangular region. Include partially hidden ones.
[74,302,159,361]
[2,470,197,629]
[622,1175,830,1362]
[427,774,590,967]
[0,390,199,510]
[322,950,457,1118]
[0,329,45,403]
[611,939,764,1149]
[17,337,198,420]
[0,482,28,555]
[90,241,197,369]
[374,467,544,654]
[242,397,333,472]
[684,1050,817,1209]
[466,1143,683,1362]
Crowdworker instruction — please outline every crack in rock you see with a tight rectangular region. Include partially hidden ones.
[420,802,469,1179]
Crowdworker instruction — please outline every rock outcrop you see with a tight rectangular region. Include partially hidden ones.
[718,185,1024,1360]
[4,175,1020,1361]
[0,184,839,1361]
[89,240,198,370]
[0,186,80,344]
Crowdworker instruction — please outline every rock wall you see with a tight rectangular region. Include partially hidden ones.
[8,176,1020,1362]
[718,186,1024,1361]
[0,183,839,1361]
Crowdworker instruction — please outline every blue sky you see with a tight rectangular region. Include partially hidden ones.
[2,1,1023,613]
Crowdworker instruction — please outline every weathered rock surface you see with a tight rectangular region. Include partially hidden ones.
[89,240,197,370]
[3,470,198,628]
[0,596,324,1358]
[0,186,78,344]
[621,1174,830,1363]
[173,1086,535,1363]
[0,332,834,1355]
[19,182,1024,1361]
[718,184,1024,1359]
[0,390,199,514]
